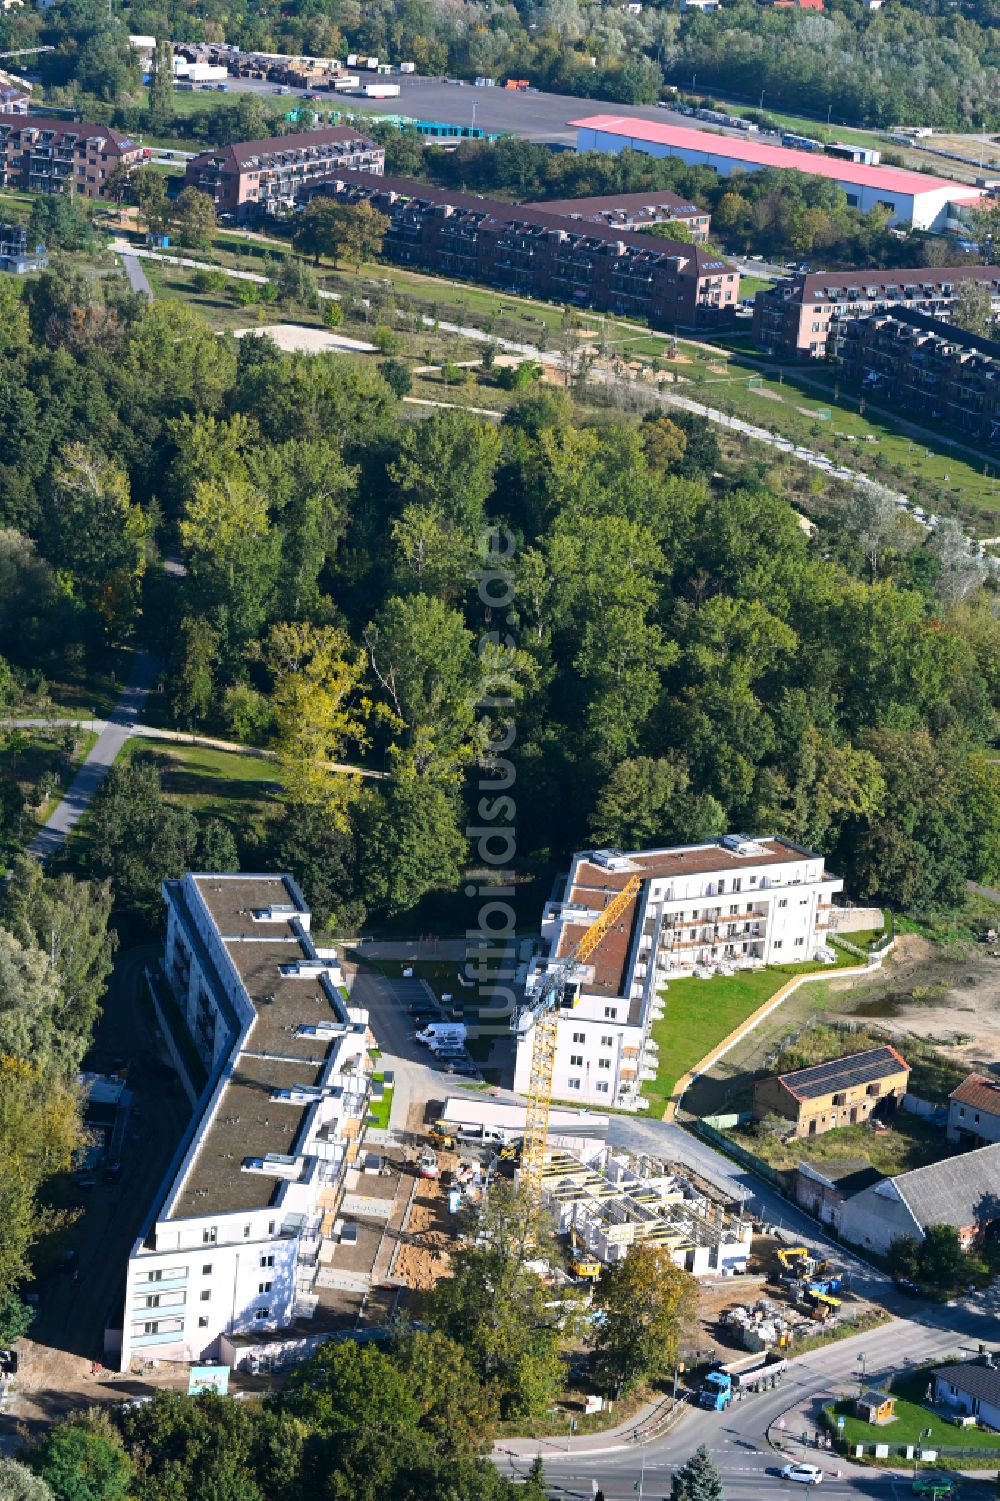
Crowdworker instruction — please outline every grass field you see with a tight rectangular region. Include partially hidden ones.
[827,1370,1000,1452]
[368,1073,394,1129]
[641,960,848,1115]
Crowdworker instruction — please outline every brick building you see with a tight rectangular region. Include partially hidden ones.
[947,1073,1000,1148]
[184,126,384,221]
[752,1045,910,1138]
[835,307,1000,450]
[753,266,1000,359]
[523,189,711,241]
[0,114,145,199]
[318,168,738,327]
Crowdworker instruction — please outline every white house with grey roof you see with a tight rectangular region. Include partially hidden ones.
[838,1141,1000,1257]
[514,836,842,1110]
[117,873,373,1372]
[934,1358,1000,1430]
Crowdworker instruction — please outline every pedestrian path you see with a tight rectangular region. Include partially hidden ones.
[25,654,156,862]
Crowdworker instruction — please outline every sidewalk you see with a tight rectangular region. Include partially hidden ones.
[495,1390,686,1462]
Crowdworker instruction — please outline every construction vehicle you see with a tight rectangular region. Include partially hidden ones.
[567,1229,601,1281]
[776,1246,829,1279]
[514,872,643,1208]
[414,1150,440,1179]
[699,1351,787,1410]
[803,1287,842,1321]
[429,1122,456,1148]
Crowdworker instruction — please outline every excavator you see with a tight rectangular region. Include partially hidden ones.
[776,1246,830,1280]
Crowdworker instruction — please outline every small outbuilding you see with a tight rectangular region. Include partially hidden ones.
[855,1388,896,1425]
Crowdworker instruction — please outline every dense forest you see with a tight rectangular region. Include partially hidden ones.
[1,265,999,942]
[3,0,1000,128]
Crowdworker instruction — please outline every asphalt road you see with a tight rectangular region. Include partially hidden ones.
[218,73,750,149]
[121,253,154,300]
[509,1309,1000,1499]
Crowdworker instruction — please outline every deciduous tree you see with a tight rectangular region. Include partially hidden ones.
[591,1243,697,1397]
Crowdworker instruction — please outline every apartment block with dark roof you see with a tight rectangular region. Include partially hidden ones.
[948,1073,1000,1147]
[836,307,1000,449]
[522,190,711,241]
[753,1046,910,1137]
[753,266,1000,359]
[317,168,738,328]
[184,127,384,220]
[0,114,145,200]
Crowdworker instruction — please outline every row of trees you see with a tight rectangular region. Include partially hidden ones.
[0,857,116,1340]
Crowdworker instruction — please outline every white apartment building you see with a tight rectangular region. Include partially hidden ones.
[117,872,372,1372]
[514,836,843,1110]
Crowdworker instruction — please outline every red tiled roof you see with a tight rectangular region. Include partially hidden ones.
[950,1073,1000,1115]
[568,115,981,199]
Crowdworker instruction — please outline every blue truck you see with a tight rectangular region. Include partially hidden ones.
[699,1351,787,1411]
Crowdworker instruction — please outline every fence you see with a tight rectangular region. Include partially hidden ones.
[820,1406,1000,1460]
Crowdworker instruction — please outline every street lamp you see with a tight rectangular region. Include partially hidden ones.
[856,1352,866,1391]
[913,1426,932,1481]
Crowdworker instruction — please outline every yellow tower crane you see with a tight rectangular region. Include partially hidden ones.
[516,873,642,1207]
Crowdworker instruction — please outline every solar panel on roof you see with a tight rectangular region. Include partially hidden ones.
[780,1046,905,1099]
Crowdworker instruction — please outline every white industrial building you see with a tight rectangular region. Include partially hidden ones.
[117,873,373,1371]
[514,837,843,1110]
[570,115,986,232]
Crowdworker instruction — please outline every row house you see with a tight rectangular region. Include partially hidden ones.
[753,266,1000,359]
[836,307,1000,449]
[319,168,738,327]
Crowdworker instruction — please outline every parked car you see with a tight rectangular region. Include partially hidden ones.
[103,1161,123,1184]
[894,1277,923,1297]
[781,1463,823,1485]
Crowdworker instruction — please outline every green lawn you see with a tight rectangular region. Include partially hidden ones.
[641,960,846,1114]
[0,725,98,850]
[827,1370,1000,1452]
[125,739,285,824]
[367,1073,394,1129]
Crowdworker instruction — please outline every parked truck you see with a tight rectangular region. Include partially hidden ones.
[415,1021,467,1050]
[699,1352,787,1410]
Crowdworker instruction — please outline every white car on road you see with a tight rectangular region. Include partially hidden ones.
[781,1462,824,1485]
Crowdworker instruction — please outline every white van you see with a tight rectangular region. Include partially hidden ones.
[415,1022,468,1050]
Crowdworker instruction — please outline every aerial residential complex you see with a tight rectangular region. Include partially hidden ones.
[754,266,1000,360]
[184,126,385,220]
[570,115,986,231]
[319,168,738,326]
[514,837,843,1109]
[0,114,145,199]
[836,307,1000,448]
[116,873,373,1372]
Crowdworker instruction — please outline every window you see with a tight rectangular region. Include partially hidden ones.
[729,904,738,915]
[203,1228,217,1245]
[143,1321,159,1335]
[260,1254,275,1268]
[794,937,804,947]
[567,1078,582,1091]
[259,1281,273,1295]
[244,1225,252,1239]
[268,1221,276,1235]
[254,1308,271,1321]
[604,1007,618,1020]
[202,1264,213,1275]
[146,1295,160,1308]
[601,1035,614,1048]
[148,1270,163,1283]
[773,940,783,950]
[572,1032,585,1044]
[570,1054,583,1067]
[598,1059,611,1070]
[778,898,788,908]
[198,1316,210,1328]
[200,1291,211,1302]
[733,879,742,893]
[596,1081,610,1094]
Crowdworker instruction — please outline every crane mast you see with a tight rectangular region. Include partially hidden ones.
[518,873,642,1205]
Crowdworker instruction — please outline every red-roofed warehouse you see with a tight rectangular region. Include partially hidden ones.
[570,114,986,231]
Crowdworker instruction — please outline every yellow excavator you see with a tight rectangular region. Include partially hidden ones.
[568,1229,601,1281]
